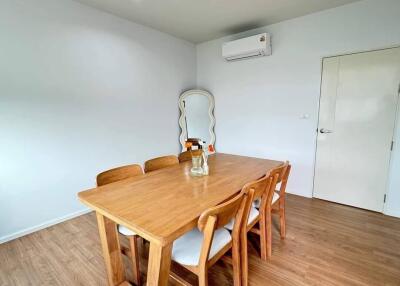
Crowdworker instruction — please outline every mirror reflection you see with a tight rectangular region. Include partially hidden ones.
[184,94,210,143]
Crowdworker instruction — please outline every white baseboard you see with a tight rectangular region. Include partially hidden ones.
[287,189,313,198]
[0,208,92,244]
[384,209,400,218]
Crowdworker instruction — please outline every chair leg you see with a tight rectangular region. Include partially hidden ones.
[259,216,267,261]
[240,230,248,286]
[198,267,208,286]
[279,198,286,239]
[128,236,141,286]
[232,238,242,286]
[266,210,272,259]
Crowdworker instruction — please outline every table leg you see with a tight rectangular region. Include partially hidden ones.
[146,241,172,286]
[96,212,127,286]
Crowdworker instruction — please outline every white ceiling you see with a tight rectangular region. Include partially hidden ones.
[75,0,360,43]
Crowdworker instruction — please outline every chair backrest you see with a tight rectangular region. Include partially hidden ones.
[277,161,291,194]
[242,175,270,201]
[144,155,179,173]
[265,164,287,205]
[241,164,287,219]
[198,192,246,232]
[197,191,248,265]
[239,175,273,227]
[178,149,203,163]
[96,164,143,186]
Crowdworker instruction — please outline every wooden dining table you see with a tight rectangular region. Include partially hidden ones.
[78,153,282,286]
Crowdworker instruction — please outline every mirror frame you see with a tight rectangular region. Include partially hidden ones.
[179,89,216,151]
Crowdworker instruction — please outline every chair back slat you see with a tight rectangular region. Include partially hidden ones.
[240,175,272,225]
[242,176,270,201]
[276,161,290,183]
[144,155,179,173]
[198,192,246,232]
[96,164,143,186]
[178,150,203,163]
[278,162,291,193]
[264,164,287,206]
[197,191,248,266]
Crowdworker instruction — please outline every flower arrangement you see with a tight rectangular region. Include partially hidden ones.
[185,141,193,150]
[185,141,215,176]
[201,143,215,176]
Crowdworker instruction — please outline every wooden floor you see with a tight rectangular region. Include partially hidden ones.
[1,194,400,286]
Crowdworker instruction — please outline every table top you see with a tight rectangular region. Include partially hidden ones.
[78,153,282,245]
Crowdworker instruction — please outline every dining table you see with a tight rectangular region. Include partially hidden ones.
[78,153,283,286]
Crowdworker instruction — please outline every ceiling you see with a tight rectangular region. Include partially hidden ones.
[75,0,360,43]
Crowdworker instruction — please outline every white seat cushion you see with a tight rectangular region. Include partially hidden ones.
[172,228,231,266]
[253,192,280,209]
[224,207,259,231]
[118,225,136,236]
[272,192,280,204]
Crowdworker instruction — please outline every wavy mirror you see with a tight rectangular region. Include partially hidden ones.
[179,89,215,151]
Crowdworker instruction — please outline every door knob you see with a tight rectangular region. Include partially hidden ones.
[320,128,333,134]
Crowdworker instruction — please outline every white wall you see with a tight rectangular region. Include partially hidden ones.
[196,0,400,216]
[0,0,196,242]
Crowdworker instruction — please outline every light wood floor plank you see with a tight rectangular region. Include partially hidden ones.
[0,194,399,285]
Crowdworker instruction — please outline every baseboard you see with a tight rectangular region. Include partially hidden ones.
[0,208,92,244]
[287,189,313,198]
[384,209,400,218]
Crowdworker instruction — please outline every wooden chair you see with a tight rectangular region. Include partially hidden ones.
[170,191,249,286]
[252,162,290,238]
[144,155,179,173]
[271,161,291,239]
[96,164,144,286]
[178,149,203,163]
[248,164,287,259]
[224,164,288,285]
[96,164,143,186]
[238,175,278,286]
[224,174,276,261]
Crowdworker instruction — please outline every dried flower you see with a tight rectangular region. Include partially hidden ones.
[185,141,193,149]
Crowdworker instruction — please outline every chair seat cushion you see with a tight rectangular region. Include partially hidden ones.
[224,207,259,231]
[118,225,136,236]
[172,228,232,266]
[253,192,280,209]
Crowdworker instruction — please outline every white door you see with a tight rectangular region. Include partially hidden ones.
[314,48,400,212]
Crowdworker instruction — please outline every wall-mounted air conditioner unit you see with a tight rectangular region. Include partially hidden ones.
[222,33,271,61]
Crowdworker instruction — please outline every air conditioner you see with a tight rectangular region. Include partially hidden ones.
[222,33,271,61]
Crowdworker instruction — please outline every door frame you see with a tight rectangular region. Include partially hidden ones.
[312,46,400,213]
